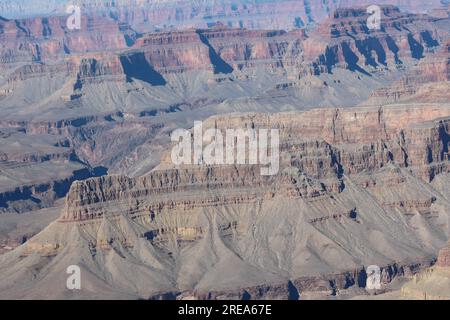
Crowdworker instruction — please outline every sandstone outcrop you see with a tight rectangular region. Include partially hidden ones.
[367,40,450,104]
[300,6,444,77]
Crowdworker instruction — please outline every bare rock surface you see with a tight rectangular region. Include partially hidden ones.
[401,241,450,299]
[1,1,446,30]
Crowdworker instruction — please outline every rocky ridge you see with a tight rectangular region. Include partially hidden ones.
[0,104,449,299]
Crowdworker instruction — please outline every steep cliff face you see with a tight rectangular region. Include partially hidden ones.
[118,6,447,78]
[367,40,450,104]
[120,27,307,75]
[61,105,450,222]
[2,5,447,75]
[1,0,446,30]
[0,7,448,222]
[126,30,213,75]
[0,104,448,299]
[300,6,444,77]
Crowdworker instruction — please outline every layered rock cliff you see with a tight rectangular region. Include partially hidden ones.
[0,6,448,219]
[1,0,446,30]
[0,104,448,299]
[300,6,445,77]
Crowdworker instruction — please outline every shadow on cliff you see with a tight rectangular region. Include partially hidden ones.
[120,52,166,86]
[342,42,371,76]
[196,30,234,75]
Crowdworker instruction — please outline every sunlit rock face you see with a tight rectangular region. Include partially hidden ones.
[0,0,447,30]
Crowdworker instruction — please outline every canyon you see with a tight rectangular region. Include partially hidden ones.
[0,0,447,30]
[0,2,449,299]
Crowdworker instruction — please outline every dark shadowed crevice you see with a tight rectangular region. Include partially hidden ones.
[196,30,233,74]
[324,46,339,73]
[294,17,304,28]
[241,290,251,300]
[93,166,108,177]
[420,31,439,48]
[33,44,41,62]
[303,0,314,24]
[385,35,402,64]
[14,20,29,35]
[73,74,83,91]
[63,42,71,54]
[341,42,371,76]
[124,34,136,47]
[355,37,387,67]
[439,124,449,161]
[357,269,367,288]
[41,18,51,37]
[408,34,424,59]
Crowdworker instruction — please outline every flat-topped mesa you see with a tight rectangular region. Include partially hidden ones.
[325,5,422,36]
[199,28,307,70]
[73,54,126,88]
[2,6,448,91]
[127,27,306,74]
[17,24,304,79]
[61,105,449,223]
[204,106,450,179]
